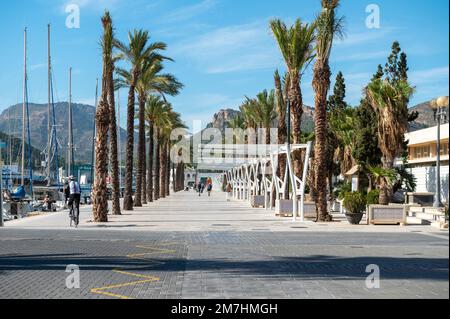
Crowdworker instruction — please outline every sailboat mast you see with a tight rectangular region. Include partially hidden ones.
[21,28,27,186]
[8,108,12,187]
[68,67,72,177]
[47,24,51,183]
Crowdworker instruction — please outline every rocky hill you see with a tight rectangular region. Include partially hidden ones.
[205,100,446,134]
[408,101,449,131]
[206,105,315,134]
[0,102,128,164]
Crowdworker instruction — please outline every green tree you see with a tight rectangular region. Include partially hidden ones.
[93,12,113,222]
[366,78,414,204]
[115,30,169,210]
[270,19,316,179]
[312,0,344,222]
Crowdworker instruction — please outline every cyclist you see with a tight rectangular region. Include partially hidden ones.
[68,176,81,224]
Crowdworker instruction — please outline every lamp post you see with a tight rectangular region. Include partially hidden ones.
[429,96,449,208]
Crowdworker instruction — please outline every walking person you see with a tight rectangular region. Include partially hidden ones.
[226,183,232,202]
[206,182,212,197]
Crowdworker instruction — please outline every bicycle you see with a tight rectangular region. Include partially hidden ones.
[69,202,80,228]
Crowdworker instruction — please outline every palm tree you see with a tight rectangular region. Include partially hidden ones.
[147,99,171,201]
[240,100,258,147]
[366,78,414,204]
[144,95,166,202]
[108,29,121,216]
[93,12,113,222]
[253,90,277,145]
[312,0,344,222]
[115,29,169,210]
[118,58,182,207]
[274,70,289,201]
[270,19,316,179]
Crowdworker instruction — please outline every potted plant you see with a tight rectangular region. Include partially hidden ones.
[343,191,367,225]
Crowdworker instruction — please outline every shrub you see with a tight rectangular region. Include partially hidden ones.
[334,181,352,200]
[366,190,380,205]
[343,191,367,214]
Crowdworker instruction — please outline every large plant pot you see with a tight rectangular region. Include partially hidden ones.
[368,204,407,225]
[251,195,265,208]
[345,213,364,225]
[275,200,317,219]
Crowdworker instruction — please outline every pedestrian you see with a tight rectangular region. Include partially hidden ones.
[198,183,205,197]
[226,183,232,202]
[207,181,213,197]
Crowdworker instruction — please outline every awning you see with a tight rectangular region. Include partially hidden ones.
[345,165,360,176]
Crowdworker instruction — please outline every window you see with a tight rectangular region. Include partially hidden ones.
[441,142,449,156]
[412,146,430,159]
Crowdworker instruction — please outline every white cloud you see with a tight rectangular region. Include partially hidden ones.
[29,63,47,71]
[336,27,395,46]
[410,66,449,84]
[171,21,280,74]
[334,50,388,62]
[160,0,217,23]
[60,0,121,13]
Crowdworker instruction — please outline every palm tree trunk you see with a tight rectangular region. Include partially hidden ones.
[275,71,288,202]
[93,76,110,222]
[166,144,171,196]
[154,129,160,200]
[147,123,154,202]
[312,62,332,222]
[123,74,137,211]
[288,72,304,179]
[380,157,394,205]
[159,140,166,199]
[172,162,176,193]
[142,137,147,204]
[133,93,145,207]
[108,64,121,216]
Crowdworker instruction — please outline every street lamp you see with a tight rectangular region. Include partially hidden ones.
[429,96,449,208]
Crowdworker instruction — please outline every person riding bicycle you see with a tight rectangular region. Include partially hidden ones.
[68,176,81,219]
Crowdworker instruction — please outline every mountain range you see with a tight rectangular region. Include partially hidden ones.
[205,101,446,135]
[0,100,445,165]
[0,102,128,165]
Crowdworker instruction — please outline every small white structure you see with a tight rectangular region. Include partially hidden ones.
[399,123,449,203]
[226,142,312,222]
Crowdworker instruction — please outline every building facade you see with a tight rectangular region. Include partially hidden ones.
[402,123,449,203]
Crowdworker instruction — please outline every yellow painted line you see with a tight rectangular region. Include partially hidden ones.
[113,269,160,280]
[90,243,178,299]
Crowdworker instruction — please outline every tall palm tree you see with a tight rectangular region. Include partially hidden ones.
[93,12,113,222]
[270,19,316,179]
[108,32,121,216]
[274,70,289,200]
[366,78,414,204]
[157,106,185,198]
[253,90,277,145]
[240,100,258,147]
[144,95,167,203]
[115,29,168,210]
[312,0,344,222]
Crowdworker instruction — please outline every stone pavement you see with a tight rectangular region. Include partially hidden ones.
[1,191,448,299]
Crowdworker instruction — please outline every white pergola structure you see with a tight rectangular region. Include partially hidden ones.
[226,142,313,222]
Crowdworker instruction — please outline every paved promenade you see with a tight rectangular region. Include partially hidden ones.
[1,191,448,299]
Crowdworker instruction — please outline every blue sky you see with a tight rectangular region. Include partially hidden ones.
[0,0,448,131]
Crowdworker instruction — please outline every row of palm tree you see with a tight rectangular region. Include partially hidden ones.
[223,2,341,222]
[228,0,413,220]
[93,11,185,221]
